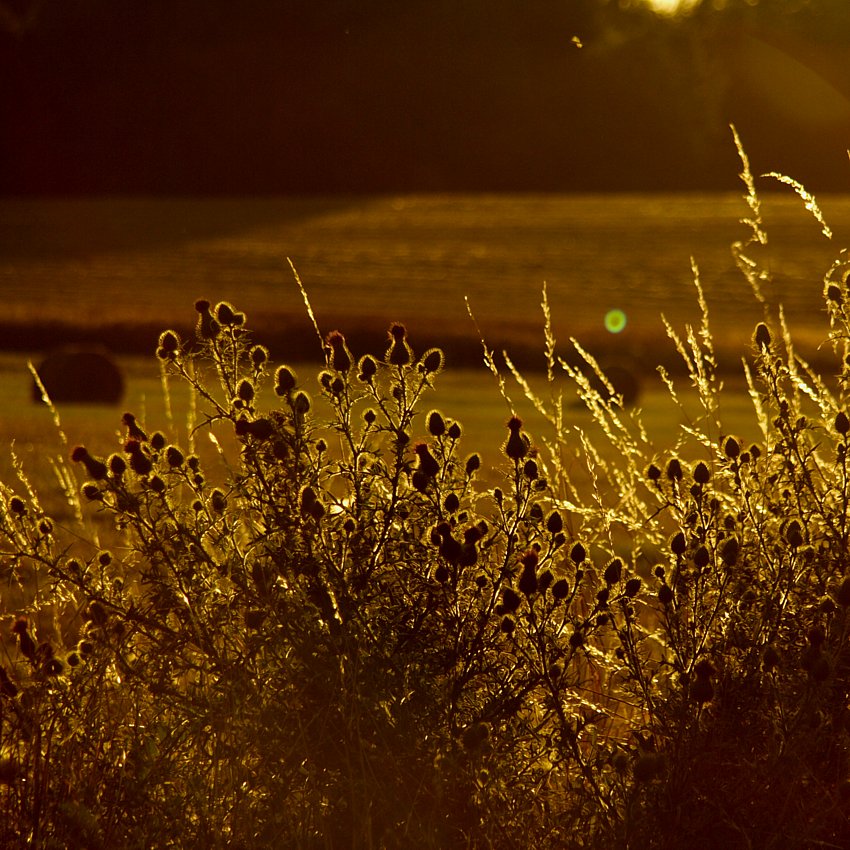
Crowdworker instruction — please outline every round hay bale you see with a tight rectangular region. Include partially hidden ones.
[32,349,124,405]
[588,363,641,407]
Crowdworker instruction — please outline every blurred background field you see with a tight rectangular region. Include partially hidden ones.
[0,190,846,501]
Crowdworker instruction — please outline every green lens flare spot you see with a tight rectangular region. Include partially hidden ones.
[604,309,627,334]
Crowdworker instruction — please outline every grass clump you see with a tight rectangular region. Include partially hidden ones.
[2,162,850,848]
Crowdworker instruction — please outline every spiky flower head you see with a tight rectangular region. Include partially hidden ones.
[504,416,529,461]
[603,558,623,585]
[210,489,227,513]
[414,443,440,478]
[156,330,181,361]
[427,410,446,437]
[250,345,269,369]
[124,439,152,476]
[419,347,444,375]
[274,365,297,396]
[826,282,843,304]
[71,446,108,480]
[723,435,741,459]
[165,445,184,467]
[194,298,220,340]
[236,379,255,406]
[215,301,245,327]
[358,355,378,383]
[666,457,683,481]
[122,412,148,442]
[386,322,412,366]
[325,330,353,373]
[753,322,772,351]
[693,462,710,484]
[292,391,311,417]
[548,579,568,602]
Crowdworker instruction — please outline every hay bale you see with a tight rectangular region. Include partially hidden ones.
[32,349,124,405]
[587,363,642,407]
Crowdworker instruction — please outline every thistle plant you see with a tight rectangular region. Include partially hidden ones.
[1,149,849,849]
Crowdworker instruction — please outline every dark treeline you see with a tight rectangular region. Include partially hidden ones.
[1,0,849,194]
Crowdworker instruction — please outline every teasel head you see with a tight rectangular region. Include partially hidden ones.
[826,281,843,305]
[292,391,311,418]
[720,537,739,567]
[250,344,269,371]
[274,365,297,396]
[165,445,184,468]
[419,347,444,376]
[625,577,641,598]
[194,298,220,340]
[435,521,462,565]
[235,379,255,408]
[465,453,481,476]
[124,439,152,477]
[122,412,148,442]
[210,489,227,513]
[81,482,102,501]
[106,453,126,480]
[358,355,378,383]
[753,321,772,351]
[723,435,741,460]
[414,443,440,478]
[666,457,683,482]
[504,416,529,461]
[325,330,353,373]
[603,557,623,586]
[552,578,570,601]
[156,329,181,361]
[670,531,687,557]
[427,410,446,437]
[518,549,539,596]
[215,300,245,327]
[386,322,412,366]
[500,587,521,614]
[692,461,711,485]
[70,446,108,481]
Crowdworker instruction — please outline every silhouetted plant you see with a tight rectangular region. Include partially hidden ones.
[1,141,849,848]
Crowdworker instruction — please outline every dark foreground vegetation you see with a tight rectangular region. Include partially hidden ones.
[2,155,850,849]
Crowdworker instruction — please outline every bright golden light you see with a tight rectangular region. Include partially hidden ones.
[645,0,699,14]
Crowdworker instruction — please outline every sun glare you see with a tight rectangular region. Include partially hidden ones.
[645,0,699,14]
